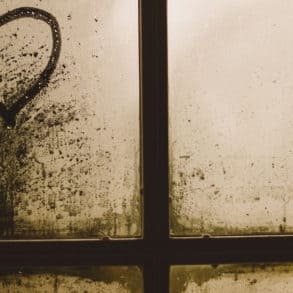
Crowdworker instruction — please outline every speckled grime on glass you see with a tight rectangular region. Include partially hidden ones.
[0,0,140,239]
[170,264,293,293]
[169,0,293,236]
[0,266,143,293]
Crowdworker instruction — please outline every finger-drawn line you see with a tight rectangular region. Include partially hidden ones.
[0,7,61,128]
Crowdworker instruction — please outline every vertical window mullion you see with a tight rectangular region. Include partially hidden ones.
[140,0,169,292]
[140,0,169,246]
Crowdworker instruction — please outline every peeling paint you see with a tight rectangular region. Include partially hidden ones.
[0,0,140,239]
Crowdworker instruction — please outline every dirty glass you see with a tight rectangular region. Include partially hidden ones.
[0,0,140,239]
[0,266,143,292]
[170,264,293,293]
[169,0,293,236]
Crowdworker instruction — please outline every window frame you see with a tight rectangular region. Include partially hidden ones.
[1,1,293,292]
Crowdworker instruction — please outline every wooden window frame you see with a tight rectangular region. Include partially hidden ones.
[1,1,293,292]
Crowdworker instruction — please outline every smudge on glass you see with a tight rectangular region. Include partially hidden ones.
[0,266,143,292]
[169,0,293,236]
[171,264,293,293]
[0,0,140,239]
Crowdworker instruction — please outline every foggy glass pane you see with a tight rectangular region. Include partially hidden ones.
[0,266,143,292]
[0,1,140,238]
[170,264,293,293]
[169,0,293,236]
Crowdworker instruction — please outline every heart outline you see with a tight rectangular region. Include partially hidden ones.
[0,7,61,128]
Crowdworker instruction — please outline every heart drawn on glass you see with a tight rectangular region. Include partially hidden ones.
[0,7,61,128]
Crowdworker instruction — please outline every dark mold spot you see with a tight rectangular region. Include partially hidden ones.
[196,168,205,180]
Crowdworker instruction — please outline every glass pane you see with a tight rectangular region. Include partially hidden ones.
[0,1,140,238]
[171,264,293,293]
[0,266,143,292]
[169,0,293,236]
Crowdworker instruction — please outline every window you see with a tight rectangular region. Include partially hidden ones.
[1,1,293,292]
[169,0,293,237]
[0,1,140,240]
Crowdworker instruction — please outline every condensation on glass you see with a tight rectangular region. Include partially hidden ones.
[169,0,293,236]
[171,264,293,293]
[0,0,140,238]
[0,266,143,292]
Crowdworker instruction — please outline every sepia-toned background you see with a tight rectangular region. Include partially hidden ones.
[169,0,293,236]
[0,0,140,239]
